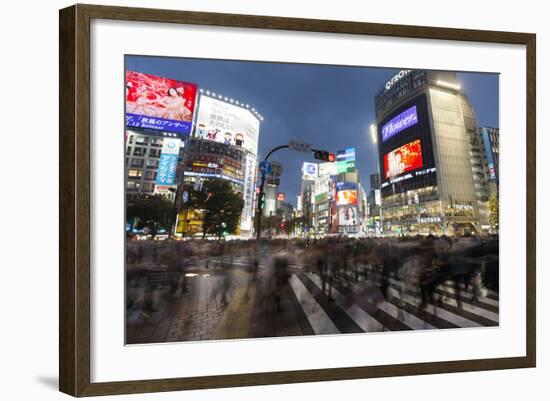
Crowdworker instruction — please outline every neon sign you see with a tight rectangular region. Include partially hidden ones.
[381,105,418,142]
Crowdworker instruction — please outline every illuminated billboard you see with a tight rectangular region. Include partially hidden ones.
[277,193,285,202]
[125,71,198,135]
[185,154,245,183]
[381,105,418,142]
[319,162,337,177]
[336,189,358,206]
[195,95,260,155]
[383,139,423,179]
[336,147,356,162]
[337,160,355,174]
[336,147,356,173]
[338,206,358,226]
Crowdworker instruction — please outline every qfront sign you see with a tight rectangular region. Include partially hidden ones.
[381,105,418,142]
[384,69,411,91]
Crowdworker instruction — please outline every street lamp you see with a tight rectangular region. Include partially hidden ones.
[370,123,377,144]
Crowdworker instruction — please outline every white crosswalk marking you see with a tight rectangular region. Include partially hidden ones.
[308,273,436,331]
[296,273,498,331]
[306,273,383,332]
[387,284,483,328]
[200,258,498,332]
[289,275,340,335]
[388,277,499,324]
[438,283,500,308]
[376,288,436,330]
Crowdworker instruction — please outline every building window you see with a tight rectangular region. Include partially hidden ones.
[133,147,146,157]
[141,183,154,192]
[130,158,144,168]
[146,159,159,168]
[135,136,149,145]
[144,170,156,180]
[128,169,142,178]
[151,138,163,147]
[149,149,161,158]
[126,181,140,191]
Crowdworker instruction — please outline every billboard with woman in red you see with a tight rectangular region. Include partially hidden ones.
[126,71,198,135]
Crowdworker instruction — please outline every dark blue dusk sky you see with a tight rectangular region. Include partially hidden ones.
[126,56,499,207]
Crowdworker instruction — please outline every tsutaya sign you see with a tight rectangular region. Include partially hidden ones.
[384,69,412,91]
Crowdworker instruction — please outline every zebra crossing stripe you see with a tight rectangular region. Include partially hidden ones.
[388,278,499,324]
[438,284,499,309]
[305,273,383,332]
[387,285,483,328]
[329,274,435,330]
[296,274,364,333]
[443,280,499,300]
[375,293,436,331]
[289,275,340,335]
[383,291,459,329]
[382,276,499,312]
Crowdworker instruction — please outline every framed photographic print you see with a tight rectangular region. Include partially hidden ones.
[59,4,536,397]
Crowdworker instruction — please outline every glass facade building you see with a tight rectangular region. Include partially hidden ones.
[375,70,493,235]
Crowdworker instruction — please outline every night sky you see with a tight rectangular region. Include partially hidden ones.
[126,55,499,207]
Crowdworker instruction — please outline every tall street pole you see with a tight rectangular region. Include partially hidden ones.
[256,145,289,241]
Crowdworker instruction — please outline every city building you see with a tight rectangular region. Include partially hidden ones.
[370,172,381,191]
[374,69,496,236]
[480,126,500,194]
[299,152,369,237]
[175,91,262,238]
[125,129,184,201]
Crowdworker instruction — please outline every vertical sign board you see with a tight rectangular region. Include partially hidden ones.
[482,127,497,181]
[240,153,257,233]
[156,138,181,185]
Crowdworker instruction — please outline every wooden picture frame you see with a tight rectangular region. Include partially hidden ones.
[59,3,536,397]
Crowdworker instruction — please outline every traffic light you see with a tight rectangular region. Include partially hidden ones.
[313,149,336,162]
[258,191,266,210]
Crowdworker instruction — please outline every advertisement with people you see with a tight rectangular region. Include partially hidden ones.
[383,139,423,179]
[195,95,260,156]
[338,205,358,226]
[125,71,198,135]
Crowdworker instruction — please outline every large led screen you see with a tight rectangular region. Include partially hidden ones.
[336,189,358,206]
[381,105,418,142]
[125,71,198,135]
[338,206,358,226]
[383,139,423,179]
[195,95,260,156]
